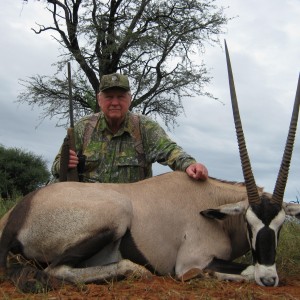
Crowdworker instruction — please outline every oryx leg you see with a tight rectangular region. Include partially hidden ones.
[48,227,118,269]
[46,259,152,284]
[45,231,152,284]
[43,229,144,283]
[174,242,214,281]
[176,255,254,283]
[205,258,254,282]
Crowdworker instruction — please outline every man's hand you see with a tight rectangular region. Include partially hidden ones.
[68,149,79,169]
[185,163,208,180]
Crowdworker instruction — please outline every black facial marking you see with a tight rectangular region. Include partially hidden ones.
[250,194,281,226]
[255,227,276,265]
[247,194,283,266]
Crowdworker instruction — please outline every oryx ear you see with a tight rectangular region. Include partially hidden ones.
[283,202,300,219]
[200,200,248,220]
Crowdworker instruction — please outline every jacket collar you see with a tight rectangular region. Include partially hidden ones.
[98,112,135,137]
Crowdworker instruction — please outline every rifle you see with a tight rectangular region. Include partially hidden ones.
[59,62,79,182]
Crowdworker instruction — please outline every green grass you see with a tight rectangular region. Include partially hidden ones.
[277,219,300,276]
[0,198,18,217]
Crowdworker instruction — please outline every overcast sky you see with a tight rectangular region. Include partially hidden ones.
[0,1,299,202]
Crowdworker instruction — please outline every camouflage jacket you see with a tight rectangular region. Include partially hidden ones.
[51,112,196,183]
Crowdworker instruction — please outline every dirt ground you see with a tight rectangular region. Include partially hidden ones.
[1,273,300,300]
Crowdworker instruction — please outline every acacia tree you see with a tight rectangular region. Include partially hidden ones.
[19,0,228,127]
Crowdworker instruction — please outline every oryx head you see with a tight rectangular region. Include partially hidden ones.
[203,41,300,287]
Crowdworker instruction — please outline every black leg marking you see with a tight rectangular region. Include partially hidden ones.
[205,258,250,275]
[119,230,158,274]
[0,192,37,270]
[50,227,116,268]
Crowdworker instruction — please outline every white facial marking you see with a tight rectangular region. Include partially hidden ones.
[255,263,279,287]
[269,209,286,247]
[245,208,264,249]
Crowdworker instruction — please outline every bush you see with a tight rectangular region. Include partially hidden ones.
[0,145,50,198]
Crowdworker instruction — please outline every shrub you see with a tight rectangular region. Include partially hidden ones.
[0,145,50,198]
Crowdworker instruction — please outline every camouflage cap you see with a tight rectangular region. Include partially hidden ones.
[99,73,130,91]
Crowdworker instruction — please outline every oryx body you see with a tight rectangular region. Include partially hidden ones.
[0,174,262,283]
[0,172,299,291]
[1,174,251,276]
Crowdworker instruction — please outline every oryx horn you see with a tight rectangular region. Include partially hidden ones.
[224,40,261,205]
[272,74,300,204]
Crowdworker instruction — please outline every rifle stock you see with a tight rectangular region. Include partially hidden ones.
[59,62,79,182]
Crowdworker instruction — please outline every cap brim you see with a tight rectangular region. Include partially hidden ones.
[101,85,130,91]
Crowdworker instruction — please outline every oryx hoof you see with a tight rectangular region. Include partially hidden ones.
[179,268,206,281]
[119,260,153,281]
[8,266,67,293]
[125,266,153,281]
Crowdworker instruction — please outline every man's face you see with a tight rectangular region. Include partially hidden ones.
[98,88,131,122]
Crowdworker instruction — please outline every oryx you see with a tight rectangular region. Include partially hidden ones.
[0,42,299,293]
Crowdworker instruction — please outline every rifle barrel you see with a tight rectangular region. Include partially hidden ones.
[68,62,74,128]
